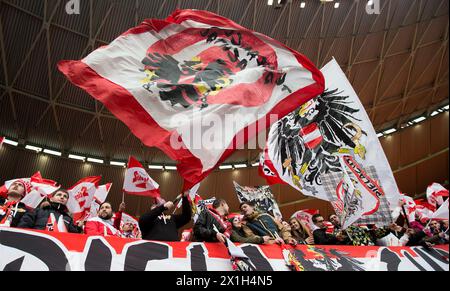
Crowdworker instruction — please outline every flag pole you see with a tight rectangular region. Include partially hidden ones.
[122,192,125,203]
[401,205,410,228]
[172,193,183,214]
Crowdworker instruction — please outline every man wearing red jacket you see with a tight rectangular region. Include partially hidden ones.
[84,202,121,237]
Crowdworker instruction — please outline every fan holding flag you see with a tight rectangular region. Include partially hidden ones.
[122,156,192,241]
[138,190,191,241]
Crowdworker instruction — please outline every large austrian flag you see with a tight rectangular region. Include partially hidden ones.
[66,176,101,222]
[123,156,160,198]
[58,9,324,189]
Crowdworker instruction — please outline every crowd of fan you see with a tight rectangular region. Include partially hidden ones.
[1,179,448,248]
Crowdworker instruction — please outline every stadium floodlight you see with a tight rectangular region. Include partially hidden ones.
[383,128,397,135]
[87,157,104,164]
[43,149,62,156]
[25,145,42,152]
[110,161,126,167]
[148,165,164,170]
[412,116,426,123]
[234,164,248,169]
[3,138,18,146]
[219,165,233,170]
[69,154,86,161]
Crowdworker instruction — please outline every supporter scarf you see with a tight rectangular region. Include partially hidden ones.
[0,201,19,226]
[208,208,231,237]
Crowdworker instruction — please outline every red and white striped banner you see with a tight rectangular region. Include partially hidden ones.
[0,228,447,271]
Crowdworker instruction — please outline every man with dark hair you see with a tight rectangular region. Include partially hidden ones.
[328,214,341,231]
[193,198,231,243]
[84,201,121,236]
[422,219,449,246]
[0,180,29,227]
[18,189,82,233]
[328,213,344,238]
[312,214,345,245]
[240,201,295,245]
[138,191,191,241]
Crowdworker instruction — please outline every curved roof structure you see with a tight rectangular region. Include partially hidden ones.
[0,0,448,166]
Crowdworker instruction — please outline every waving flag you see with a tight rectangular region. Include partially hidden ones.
[21,173,60,209]
[123,156,160,198]
[426,183,449,210]
[431,198,449,220]
[58,9,324,190]
[335,157,366,229]
[66,176,101,222]
[400,194,417,223]
[262,59,399,226]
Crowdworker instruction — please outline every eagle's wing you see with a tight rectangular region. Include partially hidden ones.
[274,110,305,176]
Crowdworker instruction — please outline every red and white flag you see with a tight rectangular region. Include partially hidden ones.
[431,198,449,220]
[22,172,60,209]
[58,9,324,190]
[123,156,160,198]
[66,176,101,222]
[426,183,449,210]
[413,198,436,223]
[0,137,4,147]
[89,183,113,218]
[400,194,417,223]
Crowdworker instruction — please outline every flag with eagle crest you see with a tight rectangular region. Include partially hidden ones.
[261,59,401,225]
[58,9,324,190]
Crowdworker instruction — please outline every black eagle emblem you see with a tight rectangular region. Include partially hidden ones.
[273,89,367,187]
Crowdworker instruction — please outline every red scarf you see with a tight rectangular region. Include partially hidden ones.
[0,201,19,225]
[208,208,231,238]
